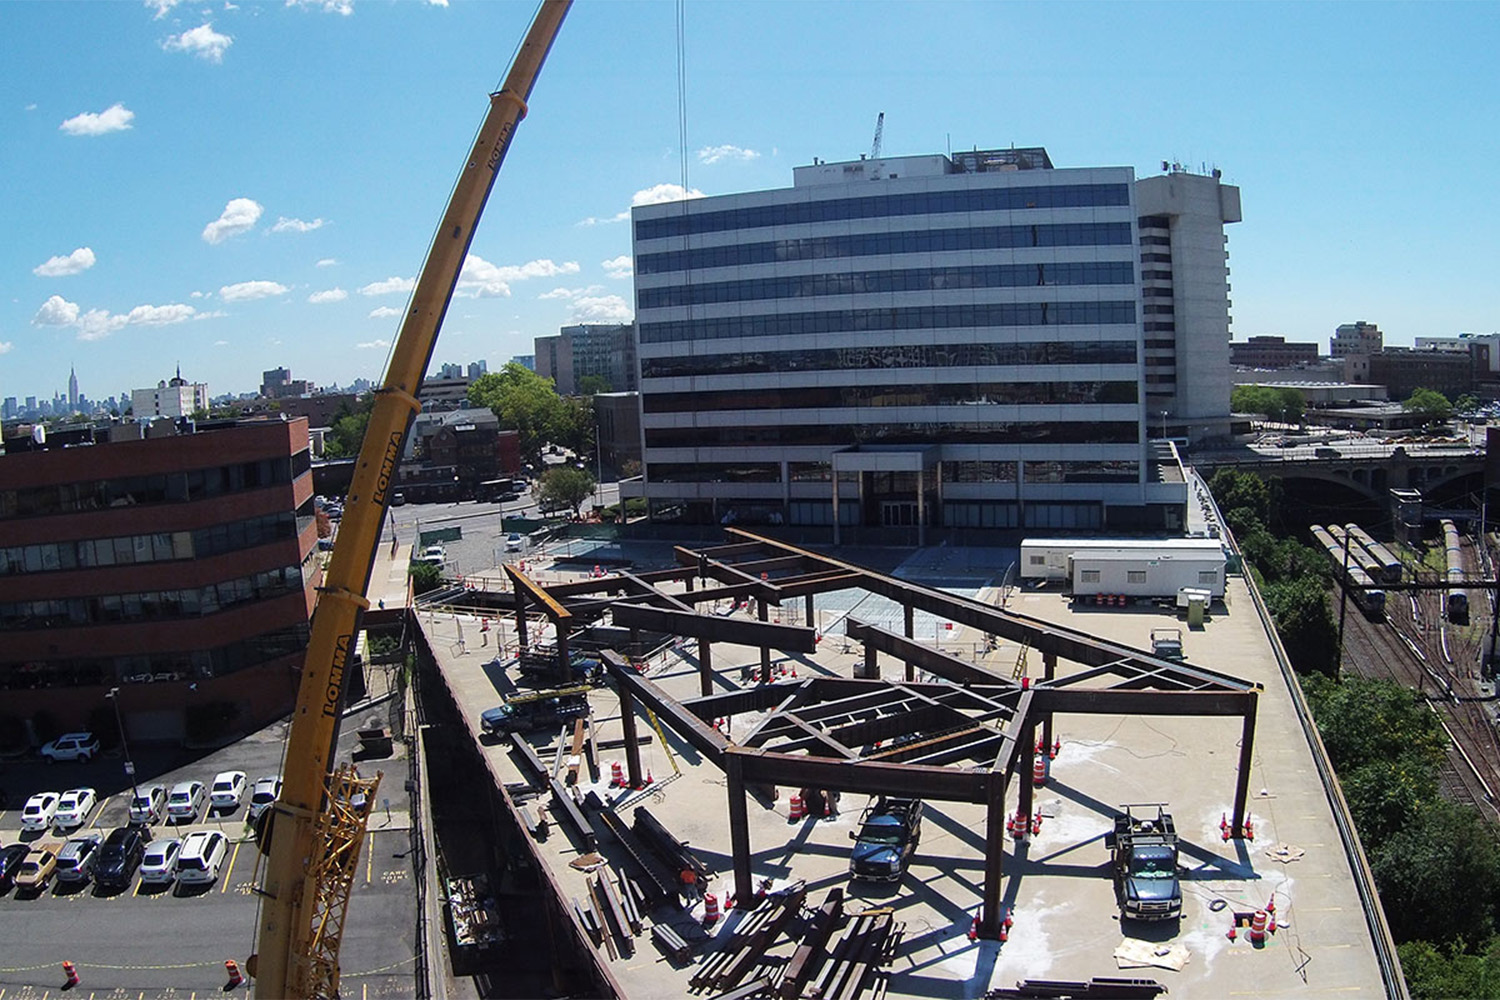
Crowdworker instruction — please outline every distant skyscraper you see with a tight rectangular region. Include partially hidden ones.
[467,360,488,380]
[68,366,79,408]
[2,397,16,420]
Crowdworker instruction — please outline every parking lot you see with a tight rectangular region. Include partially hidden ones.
[0,714,418,995]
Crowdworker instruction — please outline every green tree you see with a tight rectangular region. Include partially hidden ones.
[1455,393,1480,415]
[1403,387,1454,424]
[1372,799,1500,944]
[1232,385,1306,424]
[1261,575,1340,674]
[409,561,442,594]
[538,466,596,516]
[577,374,612,396]
[324,395,374,459]
[467,363,570,465]
[1208,468,1276,526]
[1400,938,1500,999]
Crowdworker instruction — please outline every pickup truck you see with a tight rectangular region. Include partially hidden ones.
[1103,805,1183,921]
[848,796,923,882]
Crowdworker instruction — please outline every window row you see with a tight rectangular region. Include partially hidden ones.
[639,301,1138,345]
[645,458,1141,486]
[0,454,301,520]
[0,565,305,631]
[635,222,1135,275]
[0,624,311,691]
[1022,460,1140,483]
[641,339,1138,379]
[0,510,300,577]
[634,184,1133,240]
[643,380,1139,414]
[645,420,1141,448]
[649,463,783,484]
[638,261,1135,309]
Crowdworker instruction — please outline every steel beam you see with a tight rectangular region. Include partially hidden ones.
[682,683,805,720]
[732,748,987,803]
[1231,690,1259,834]
[611,603,817,652]
[600,650,729,766]
[847,619,1013,687]
[1032,688,1258,717]
[725,753,753,903]
[502,565,574,624]
[619,682,642,787]
[979,773,1006,939]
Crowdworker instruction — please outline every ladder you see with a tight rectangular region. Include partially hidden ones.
[646,709,681,776]
[1012,640,1031,681]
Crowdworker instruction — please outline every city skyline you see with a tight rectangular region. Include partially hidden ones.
[3,1,1497,399]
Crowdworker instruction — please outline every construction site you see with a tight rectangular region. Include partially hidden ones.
[406,527,1402,1000]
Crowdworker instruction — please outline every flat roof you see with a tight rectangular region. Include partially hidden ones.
[1022,538,1226,551]
[423,544,1395,999]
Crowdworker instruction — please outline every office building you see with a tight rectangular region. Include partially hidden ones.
[1331,321,1383,359]
[0,418,320,740]
[535,323,638,396]
[628,146,1240,537]
[260,367,311,400]
[1230,335,1321,369]
[131,367,208,419]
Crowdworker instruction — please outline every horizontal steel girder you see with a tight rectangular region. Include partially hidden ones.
[846,619,1013,687]
[600,649,729,766]
[731,747,989,804]
[610,603,818,652]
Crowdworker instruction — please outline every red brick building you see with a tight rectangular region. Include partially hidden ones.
[0,418,320,743]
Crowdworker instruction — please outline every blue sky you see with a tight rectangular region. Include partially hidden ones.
[2,0,1497,404]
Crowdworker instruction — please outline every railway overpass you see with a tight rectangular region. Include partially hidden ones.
[1192,439,1485,508]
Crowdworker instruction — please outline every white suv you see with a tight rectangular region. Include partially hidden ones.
[39,732,101,763]
[176,830,228,885]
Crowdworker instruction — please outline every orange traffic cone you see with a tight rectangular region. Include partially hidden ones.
[62,961,79,988]
[226,959,244,987]
[1031,754,1047,787]
[702,891,721,925]
[788,791,805,821]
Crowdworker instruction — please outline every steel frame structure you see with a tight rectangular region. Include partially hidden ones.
[507,530,1261,939]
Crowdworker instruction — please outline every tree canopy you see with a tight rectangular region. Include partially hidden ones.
[467,363,572,465]
[537,466,596,516]
[323,395,374,459]
[1231,384,1306,424]
[1403,387,1454,423]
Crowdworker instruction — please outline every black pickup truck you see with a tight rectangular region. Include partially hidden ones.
[1103,805,1183,921]
[848,796,924,882]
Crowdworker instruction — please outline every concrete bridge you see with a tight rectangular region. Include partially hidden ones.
[1191,441,1485,505]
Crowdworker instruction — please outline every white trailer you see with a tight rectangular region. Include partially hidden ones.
[1069,548,1226,599]
[1021,537,1226,583]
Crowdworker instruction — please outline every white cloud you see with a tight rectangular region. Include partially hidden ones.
[271,216,326,233]
[35,294,201,341]
[579,183,705,226]
[601,255,633,280]
[59,103,135,136]
[190,290,207,299]
[145,0,184,18]
[426,0,448,6]
[33,247,97,277]
[455,255,579,298]
[0,341,12,355]
[214,339,229,346]
[570,295,633,324]
[697,144,760,165]
[25,103,37,111]
[357,339,391,349]
[540,287,584,300]
[219,280,289,301]
[368,306,401,319]
[202,197,263,244]
[286,0,354,14]
[316,258,338,267]
[359,276,414,296]
[164,23,233,62]
[308,288,347,304]
[33,295,80,326]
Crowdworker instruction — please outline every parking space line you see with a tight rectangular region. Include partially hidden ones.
[366,832,374,884]
[222,841,242,893]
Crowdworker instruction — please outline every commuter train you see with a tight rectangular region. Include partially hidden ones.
[1343,524,1403,585]
[1441,519,1470,625]
[1311,525,1387,616]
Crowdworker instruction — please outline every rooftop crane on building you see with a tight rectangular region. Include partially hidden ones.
[247,3,572,996]
[869,110,884,160]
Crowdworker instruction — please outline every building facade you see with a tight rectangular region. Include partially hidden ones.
[1331,321,1383,358]
[535,323,638,396]
[0,418,320,741]
[628,147,1234,538]
[131,368,208,419]
[1230,335,1321,369]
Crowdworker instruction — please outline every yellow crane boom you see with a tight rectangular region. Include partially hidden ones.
[250,3,572,995]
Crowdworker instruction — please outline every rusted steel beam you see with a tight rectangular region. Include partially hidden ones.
[847,619,1013,687]
[681,682,805,720]
[1032,687,1258,717]
[502,564,573,623]
[732,747,988,803]
[610,602,817,652]
[600,649,729,766]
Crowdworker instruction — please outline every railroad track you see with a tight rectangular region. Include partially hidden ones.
[1338,582,1500,823]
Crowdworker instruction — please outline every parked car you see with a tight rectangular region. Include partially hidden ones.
[39,732,100,763]
[0,843,32,889]
[166,781,206,823]
[176,830,228,885]
[21,792,61,831]
[93,827,149,888]
[505,532,524,552]
[53,787,98,829]
[248,776,283,822]
[848,796,925,882]
[139,838,183,885]
[55,834,104,883]
[13,843,63,892]
[210,771,247,812]
[129,785,168,825]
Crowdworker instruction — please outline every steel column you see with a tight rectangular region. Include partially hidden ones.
[699,638,712,697]
[1042,650,1056,758]
[758,598,771,682]
[806,593,815,630]
[1018,721,1036,820]
[619,682,642,788]
[979,773,1006,939]
[726,753,754,904]
[1231,690,1259,835]
[515,589,528,649]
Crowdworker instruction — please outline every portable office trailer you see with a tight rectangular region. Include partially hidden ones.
[1069,548,1226,598]
[1022,537,1226,582]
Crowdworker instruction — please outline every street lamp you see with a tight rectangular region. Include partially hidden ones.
[105,687,142,812]
[1159,411,1169,440]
